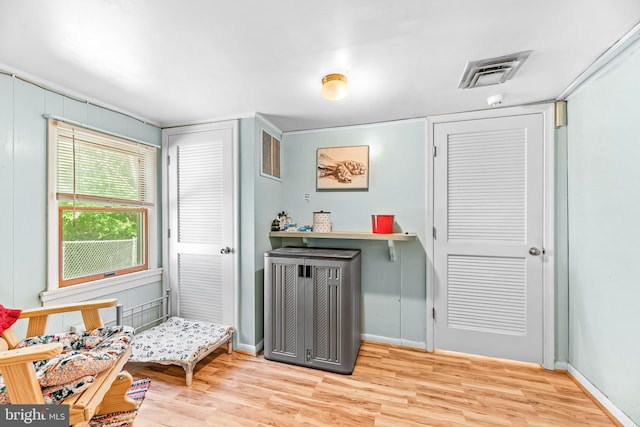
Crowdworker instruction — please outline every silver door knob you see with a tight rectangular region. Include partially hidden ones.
[220,247,232,254]
[529,247,541,256]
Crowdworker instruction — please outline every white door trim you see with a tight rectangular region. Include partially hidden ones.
[162,120,239,336]
[425,104,555,369]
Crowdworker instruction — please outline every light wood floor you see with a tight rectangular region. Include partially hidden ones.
[126,342,613,426]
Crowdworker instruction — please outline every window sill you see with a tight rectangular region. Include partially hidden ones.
[40,268,163,306]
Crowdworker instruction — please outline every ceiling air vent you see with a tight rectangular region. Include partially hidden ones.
[458,50,532,89]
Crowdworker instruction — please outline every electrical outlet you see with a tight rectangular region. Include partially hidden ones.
[304,193,311,203]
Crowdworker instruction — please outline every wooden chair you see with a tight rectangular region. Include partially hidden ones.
[0,299,137,426]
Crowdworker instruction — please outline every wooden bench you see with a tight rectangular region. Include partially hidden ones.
[0,299,137,426]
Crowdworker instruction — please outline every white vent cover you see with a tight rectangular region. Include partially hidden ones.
[458,51,532,89]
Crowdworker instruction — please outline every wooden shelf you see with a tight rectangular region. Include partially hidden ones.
[268,231,417,261]
[269,231,416,240]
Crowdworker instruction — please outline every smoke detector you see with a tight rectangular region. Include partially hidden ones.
[458,51,532,89]
[487,94,504,107]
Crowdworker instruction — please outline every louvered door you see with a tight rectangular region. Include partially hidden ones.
[165,121,236,325]
[433,114,543,363]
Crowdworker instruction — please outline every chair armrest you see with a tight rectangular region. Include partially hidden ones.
[0,343,63,405]
[0,343,63,366]
[19,299,118,319]
[18,299,118,338]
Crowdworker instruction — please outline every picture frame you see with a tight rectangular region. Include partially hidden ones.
[261,129,281,180]
[316,145,369,191]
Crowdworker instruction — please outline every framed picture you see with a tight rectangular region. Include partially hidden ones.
[261,129,281,180]
[316,145,369,191]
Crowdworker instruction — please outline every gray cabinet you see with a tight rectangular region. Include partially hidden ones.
[264,247,361,374]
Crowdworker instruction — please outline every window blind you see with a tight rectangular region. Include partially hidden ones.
[53,120,157,206]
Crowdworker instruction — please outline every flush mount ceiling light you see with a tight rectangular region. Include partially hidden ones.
[458,51,532,89]
[321,73,349,100]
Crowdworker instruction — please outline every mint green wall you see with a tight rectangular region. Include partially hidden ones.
[555,126,569,363]
[238,115,283,351]
[0,73,162,336]
[279,120,427,345]
[567,44,640,423]
[1,77,46,314]
[0,75,16,310]
[239,117,257,348]
[253,117,283,347]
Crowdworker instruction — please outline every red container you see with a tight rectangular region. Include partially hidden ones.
[371,215,394,234]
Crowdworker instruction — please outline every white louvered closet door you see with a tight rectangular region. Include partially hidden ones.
[433,114,543,364]
[166,122,236,326]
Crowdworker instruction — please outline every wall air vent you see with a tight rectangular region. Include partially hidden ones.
[458,51,532,89]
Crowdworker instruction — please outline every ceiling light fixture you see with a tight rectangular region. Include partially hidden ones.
[321,73,349,100]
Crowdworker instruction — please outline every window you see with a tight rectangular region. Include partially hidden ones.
[48,119,157,288]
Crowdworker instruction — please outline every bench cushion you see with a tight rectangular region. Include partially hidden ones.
[16,325,133,387]
[0,374,96,404]
[0,325,134,404]
[37,350,115,387]
[16,325,134,353]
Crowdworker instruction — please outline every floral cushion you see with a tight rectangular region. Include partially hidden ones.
[42,375,95,404]
[15,326,134,387]
[36,351,115,387]
[0,374,95,404]
[17,326,134,353]
[130,317,233,368]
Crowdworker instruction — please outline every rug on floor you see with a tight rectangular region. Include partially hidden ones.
[89,378,151,427]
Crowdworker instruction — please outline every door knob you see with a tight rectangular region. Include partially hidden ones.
[529,247,541,256]
[220,247,232,254]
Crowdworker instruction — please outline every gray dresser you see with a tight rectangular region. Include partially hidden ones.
[264,247,361,374]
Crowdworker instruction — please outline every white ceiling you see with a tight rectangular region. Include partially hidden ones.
[1,1,639,132]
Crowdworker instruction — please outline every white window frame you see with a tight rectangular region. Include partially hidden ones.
[42,118,161,305]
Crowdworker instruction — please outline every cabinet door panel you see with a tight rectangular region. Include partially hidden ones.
[265,258,305,364]
[305,259,346,370]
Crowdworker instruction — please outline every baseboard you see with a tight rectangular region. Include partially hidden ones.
[235,339,264,356]
[400,339,427,350]
[554,361,568,371]
[567,364,637,427]
[361,334,401,347]
[241,336,426,356]
[361,334,426,350]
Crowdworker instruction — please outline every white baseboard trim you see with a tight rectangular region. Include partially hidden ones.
[361,334,400,346]
[361,334,426,350]
[236,339,264,356]
[568,364,637,427]
[401,339,427,350]
[246,336,426,355]
[554,361,569,371]
[235,342,257,355]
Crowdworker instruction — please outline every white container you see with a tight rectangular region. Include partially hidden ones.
[313,211,331,233]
